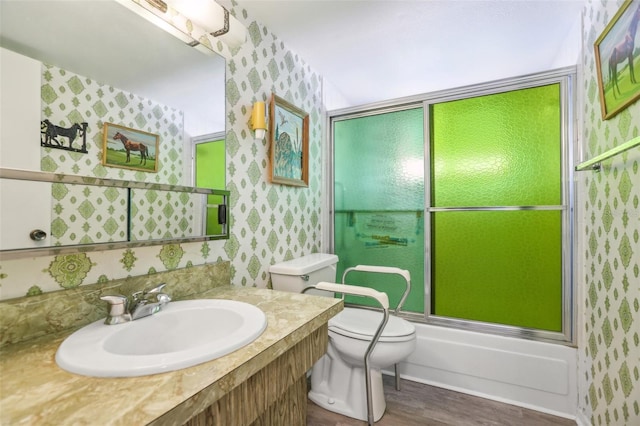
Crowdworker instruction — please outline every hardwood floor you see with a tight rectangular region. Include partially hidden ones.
[306,375,575,426]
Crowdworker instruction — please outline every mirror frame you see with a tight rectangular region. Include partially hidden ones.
[0,168,230,260]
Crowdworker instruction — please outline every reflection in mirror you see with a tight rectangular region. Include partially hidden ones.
[194,135,226,234]
[0,0,225,139]
[0,169,229,257]
[129,188,207,241]
[52,183,129,246]
[0,0,227,253]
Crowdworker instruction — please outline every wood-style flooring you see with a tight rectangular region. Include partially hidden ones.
[306,375,575,426]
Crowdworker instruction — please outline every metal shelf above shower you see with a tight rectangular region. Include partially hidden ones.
[0,168,230,259]
[575,135,640,172]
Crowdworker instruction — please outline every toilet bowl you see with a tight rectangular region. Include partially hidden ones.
[269,254,417,422]
[310,306,416,421]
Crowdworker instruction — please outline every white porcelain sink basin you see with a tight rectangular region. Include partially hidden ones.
[56,299,267,377]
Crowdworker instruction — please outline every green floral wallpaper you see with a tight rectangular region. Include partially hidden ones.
[41,64,184,185]
[221,0,324,286]
[41,63,191,247]
[0,0,323,299]
[579,1,640,425]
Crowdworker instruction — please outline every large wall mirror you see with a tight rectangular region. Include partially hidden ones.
[0,0,227,255]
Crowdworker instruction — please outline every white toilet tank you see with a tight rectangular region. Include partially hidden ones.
[269,253,339,294]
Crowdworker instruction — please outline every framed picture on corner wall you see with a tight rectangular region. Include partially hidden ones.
[594,0,640,120]
[268,94,309,187]
[102,122,159,173]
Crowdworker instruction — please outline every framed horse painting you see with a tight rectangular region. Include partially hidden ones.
[594,0,640,120]
[268,94,309,187]
[102,122,159,172]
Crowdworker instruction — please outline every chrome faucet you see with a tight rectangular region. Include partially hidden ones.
[129,283,172,320]
[100,283,171,325]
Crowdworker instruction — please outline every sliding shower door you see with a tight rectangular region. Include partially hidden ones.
[333,108,425,313]
[428,83,568,334]
[331,69,574,342]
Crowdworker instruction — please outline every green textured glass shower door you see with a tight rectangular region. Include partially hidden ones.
[333,108,425,313]
[430,84,564,331]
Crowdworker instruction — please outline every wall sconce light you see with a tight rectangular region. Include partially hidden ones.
[147,0,247,48]
[251,101,267,140]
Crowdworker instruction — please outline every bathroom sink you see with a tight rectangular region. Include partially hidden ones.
[55,299,267,377]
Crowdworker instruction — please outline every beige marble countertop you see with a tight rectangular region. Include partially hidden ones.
[0,286,342,425]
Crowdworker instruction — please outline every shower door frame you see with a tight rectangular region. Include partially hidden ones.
[326,67,576,345]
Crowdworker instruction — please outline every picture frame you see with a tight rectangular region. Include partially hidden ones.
[268,94,309,187]
[102,122,159,172]
[594,0,640,120]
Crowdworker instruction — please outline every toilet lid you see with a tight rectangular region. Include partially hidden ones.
[329,307,416,342]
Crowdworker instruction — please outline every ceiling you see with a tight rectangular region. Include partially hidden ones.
[237,0,585,109]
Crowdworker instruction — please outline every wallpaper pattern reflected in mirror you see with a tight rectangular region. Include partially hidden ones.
[0,0,226,252]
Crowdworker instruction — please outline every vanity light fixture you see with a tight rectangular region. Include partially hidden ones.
[146,0,246,48]
[251,101,267,141]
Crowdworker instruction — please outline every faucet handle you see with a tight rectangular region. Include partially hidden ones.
[147,283,167,293]
[138,283,167,297]
[132,283,169,302]
[100,295,132,325]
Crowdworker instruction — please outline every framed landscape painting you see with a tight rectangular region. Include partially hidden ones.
[102,122,158,172]
[268,94,309,187]
[594,0,640,119]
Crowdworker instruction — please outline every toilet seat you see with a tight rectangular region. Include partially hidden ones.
[329,307,415,343]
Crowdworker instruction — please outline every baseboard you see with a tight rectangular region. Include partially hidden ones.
[575,409,590,426]
[388,372,576,421]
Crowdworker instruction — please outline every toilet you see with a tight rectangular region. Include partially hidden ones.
[269,253,417,422]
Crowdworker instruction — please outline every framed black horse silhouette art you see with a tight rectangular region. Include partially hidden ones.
[40,120,88,153]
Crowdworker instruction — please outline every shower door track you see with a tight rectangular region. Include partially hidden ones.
[429,206,566,212]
